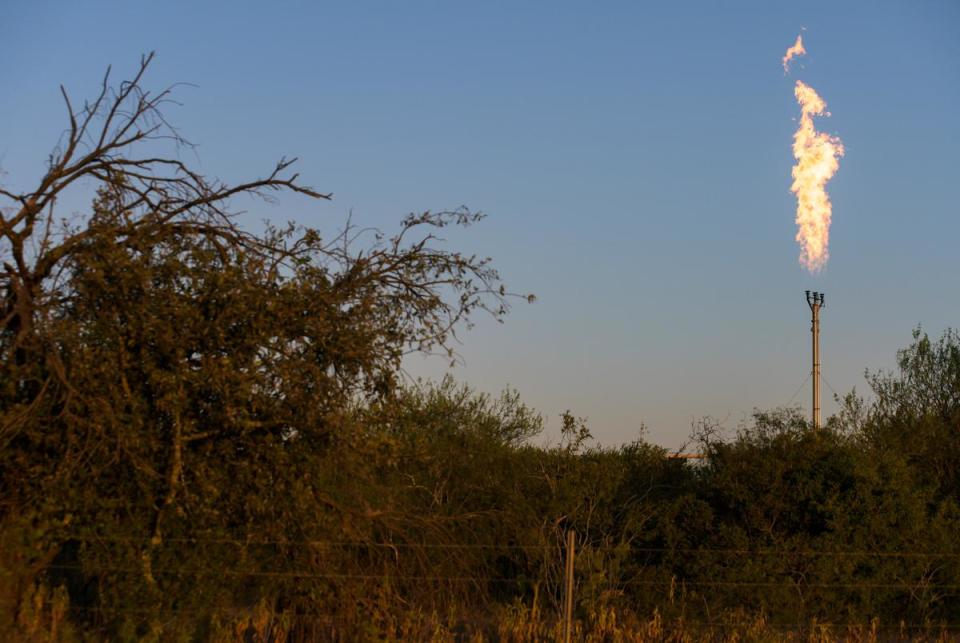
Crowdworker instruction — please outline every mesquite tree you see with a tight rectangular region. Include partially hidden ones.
[0,54,516,633]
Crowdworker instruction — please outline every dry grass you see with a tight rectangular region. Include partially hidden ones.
[9,584,960,642]
[223,604,959,642]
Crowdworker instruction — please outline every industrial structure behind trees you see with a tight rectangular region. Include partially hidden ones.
[807,290,825,429]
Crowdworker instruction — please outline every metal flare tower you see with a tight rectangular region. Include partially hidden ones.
[805,291,825,429]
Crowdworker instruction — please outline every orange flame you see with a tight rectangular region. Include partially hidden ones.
[782,34,806,73]
[791,80,844,272]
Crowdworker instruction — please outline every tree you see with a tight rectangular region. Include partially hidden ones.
[0,54,519,637]
[847,327,960,499]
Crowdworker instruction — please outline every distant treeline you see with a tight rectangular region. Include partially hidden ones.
[3,55,960,641]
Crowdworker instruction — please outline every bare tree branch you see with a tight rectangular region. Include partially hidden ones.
[1,53,332,354]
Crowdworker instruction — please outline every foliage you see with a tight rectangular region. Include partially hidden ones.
[3,56,960,640]
[0,55,517,640]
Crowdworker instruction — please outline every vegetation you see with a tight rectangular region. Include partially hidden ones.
[3,57,960,641]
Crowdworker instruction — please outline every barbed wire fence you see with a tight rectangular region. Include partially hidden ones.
[14,533,960,635]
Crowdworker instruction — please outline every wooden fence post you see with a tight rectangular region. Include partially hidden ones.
[563,529,575,643]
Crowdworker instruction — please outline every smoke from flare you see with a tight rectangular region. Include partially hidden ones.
[791,80,844,272]
[782,34,806,72]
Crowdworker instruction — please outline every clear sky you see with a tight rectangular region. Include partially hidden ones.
[3,1,958,448]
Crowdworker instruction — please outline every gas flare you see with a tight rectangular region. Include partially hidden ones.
[791,80,844,272]
[782,34,806,72]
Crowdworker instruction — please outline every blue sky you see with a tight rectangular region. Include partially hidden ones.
[3,1,958,447]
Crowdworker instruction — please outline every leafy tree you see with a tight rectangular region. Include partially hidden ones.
[0,55,519,637]
[843,327,960,498]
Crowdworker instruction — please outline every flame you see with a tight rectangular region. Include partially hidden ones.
[782,34,806,72]
[791,80,844,272]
